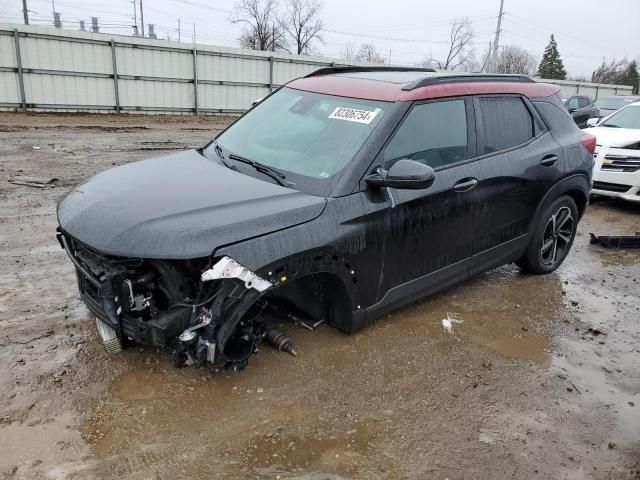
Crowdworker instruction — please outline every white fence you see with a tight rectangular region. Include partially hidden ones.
[0,23,373,114]
[539,78,633,99]
[0,23,634,114]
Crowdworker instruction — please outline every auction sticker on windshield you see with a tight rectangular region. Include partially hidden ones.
[329,107,379,124]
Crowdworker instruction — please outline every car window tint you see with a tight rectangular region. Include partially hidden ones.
[567,97,579,110]
[478,96,535,154]
[533,100,580,137]
[382,99,468,170]
[578,97,590,108]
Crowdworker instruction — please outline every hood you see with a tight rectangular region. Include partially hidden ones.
[598,108,618,117]
[587,127,640,148]
[58,149,327,259]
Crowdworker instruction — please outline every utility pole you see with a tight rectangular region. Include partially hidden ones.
[132,0,138,36]
[22,0,29,24]
[482,41,492,72]
[51,0,59,27]
[139,0,144,37]
[193,23,196,44]
[272,24,275,52]
[178,18,181,42]
[489,0,505,73]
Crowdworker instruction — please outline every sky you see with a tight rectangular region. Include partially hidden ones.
[1,0,638,78]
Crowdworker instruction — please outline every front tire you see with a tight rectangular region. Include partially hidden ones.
[516,195,578,274]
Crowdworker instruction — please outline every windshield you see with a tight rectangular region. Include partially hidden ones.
[601,105,640,129]
[595,97,636,110]
[209,87,388,194]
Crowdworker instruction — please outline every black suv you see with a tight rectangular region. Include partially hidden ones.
[57,68,596,369]
[564,95,599,127]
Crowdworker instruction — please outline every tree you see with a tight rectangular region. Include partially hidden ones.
[340,42,386,63]
[591,58,627,84]
[231,0,287,51]
[354,43,386,64]
[495,45,537,75]
[279,0,323,55]
[536,34,567,80]
[591,58,639,93]
[622,60,639,94]
[426,18,474,70]
[340,41,358,61]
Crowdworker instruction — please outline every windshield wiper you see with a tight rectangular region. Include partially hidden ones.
[227,153,291,187]
[601,123,621,128]
[210,138,235,169]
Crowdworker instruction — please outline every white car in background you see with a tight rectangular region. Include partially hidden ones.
[587,102,640,203]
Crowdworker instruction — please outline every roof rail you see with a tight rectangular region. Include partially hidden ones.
[305,66,436,78]
[402,73,535,91]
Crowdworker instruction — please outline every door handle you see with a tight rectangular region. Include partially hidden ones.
[540,155,559,167]
[453,177,478,192]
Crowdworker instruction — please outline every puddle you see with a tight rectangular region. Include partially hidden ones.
[595,249,640,268]
[110,370,165,401]
[389,265,560,367]
[243,421,393,479]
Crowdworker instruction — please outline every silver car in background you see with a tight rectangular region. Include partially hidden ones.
[594,95,640,119]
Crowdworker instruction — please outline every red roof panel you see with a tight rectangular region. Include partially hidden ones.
[287,75,560,102]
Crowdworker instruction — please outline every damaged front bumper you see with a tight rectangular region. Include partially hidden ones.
[58,230,274,369]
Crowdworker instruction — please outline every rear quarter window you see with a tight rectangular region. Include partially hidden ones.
[532,100,580,138]
[477,96,535,154]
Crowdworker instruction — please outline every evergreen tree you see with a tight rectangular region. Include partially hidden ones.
[536,35,567,80]
[621,60,639,94]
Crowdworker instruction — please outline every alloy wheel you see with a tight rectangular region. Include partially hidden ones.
[540,206,574,266]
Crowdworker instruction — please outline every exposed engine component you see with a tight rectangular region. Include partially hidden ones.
[59,231,308,371]
[174,308,217,368]
[266,329,297,357]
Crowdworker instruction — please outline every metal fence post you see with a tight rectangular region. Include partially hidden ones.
[13,29,26,112]
[110,40,120,113]
[193,47,199,115]
[269,56,274,92]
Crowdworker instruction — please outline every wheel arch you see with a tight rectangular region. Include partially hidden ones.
[528,174,590,237]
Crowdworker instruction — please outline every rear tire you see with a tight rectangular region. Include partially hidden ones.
[516,195,578,274]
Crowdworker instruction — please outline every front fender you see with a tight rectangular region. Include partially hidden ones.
[213,195,374,312]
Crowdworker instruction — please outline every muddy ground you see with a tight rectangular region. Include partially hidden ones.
[0,112,639,480]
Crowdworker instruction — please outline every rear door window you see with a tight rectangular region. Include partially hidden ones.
[567,97,579,110]
[382,99,469,169]
[477,96,535,155]
[578,97,590,108]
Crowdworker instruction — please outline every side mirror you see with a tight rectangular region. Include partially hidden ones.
[586,117,599,128]
[366,159,436,190]
[251,97,264,107]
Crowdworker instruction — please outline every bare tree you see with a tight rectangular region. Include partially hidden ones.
[427,18,474,70]
[279,0,323,55]
[495,46,538,75]
[231,0,287,51]
[355,43,386,64]
[341,41,358,61]
[591,58,628,84]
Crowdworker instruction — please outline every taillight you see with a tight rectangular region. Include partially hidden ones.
[580,133,597,154]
